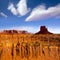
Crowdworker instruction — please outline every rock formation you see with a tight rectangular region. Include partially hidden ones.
[0,26,53,34]
[35,26,53,34]
[1,30,29,34]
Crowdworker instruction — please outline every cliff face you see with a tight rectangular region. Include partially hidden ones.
[35,26,53,34]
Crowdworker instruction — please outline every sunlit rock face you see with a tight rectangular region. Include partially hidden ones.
[36,26,53,34]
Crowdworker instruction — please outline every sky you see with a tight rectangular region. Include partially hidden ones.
[0,0,60,33]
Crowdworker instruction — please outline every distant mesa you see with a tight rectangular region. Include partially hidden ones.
[0,26,53,34]
[35,26,53,34]
[1,30,29,34]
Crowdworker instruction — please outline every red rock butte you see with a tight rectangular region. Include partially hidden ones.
[35,26,53,34]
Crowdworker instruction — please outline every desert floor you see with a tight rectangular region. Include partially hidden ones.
[0,34,60,60]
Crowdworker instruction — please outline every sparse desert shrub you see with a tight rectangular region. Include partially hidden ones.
[11,43,14,59]
[16,41,20,56]
[24,43,30,58]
